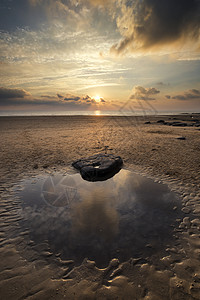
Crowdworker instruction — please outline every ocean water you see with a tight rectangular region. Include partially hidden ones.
[0,110,199,117]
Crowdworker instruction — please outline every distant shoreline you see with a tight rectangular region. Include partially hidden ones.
[0,112,200,117]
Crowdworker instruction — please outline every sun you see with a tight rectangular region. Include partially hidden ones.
[94,95,101,103]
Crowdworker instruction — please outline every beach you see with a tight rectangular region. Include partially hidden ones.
[0,114,200,299]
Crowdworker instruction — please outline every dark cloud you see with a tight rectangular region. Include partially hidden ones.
[111,0,200,54]
[0,96,60,107]
[82,95,91,101]
[56,93,106,104]
[0,87,106,110]
[57,93,64,99]
[63,94,104,103]
[64,95,81,101]
[0,87,31,99]
[79,95,100,103]
[82,95,97,103]
[2,0,199,56]
[156,82,170,86]
[130,86,160,101]
[172,89,200,100]
[41,95,58,100]
[0,95,89,108]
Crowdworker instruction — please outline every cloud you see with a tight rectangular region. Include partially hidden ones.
[0,90,60,106]
[171,89,200,100]
[0,87,31,99]
[89,0,110,4]
[111,0,200,54]
[64,95,81,101]
[44,92,106,105]
[88,0,115,7]
[62,94,103,103]
[82,95,91,101]
[82,95,95,103]
[41,95,58,100]
[0,87,106,111]
[57,93,64,99]
[130,86,160,101]
[71,189,119,241]
[5,0,200,59]
[156,82,170,86]
[28,0,93,31]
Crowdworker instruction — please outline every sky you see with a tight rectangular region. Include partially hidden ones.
[0,0,200,115]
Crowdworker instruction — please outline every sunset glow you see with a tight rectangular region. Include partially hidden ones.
[94,96,101,103]
[95,110,101,116]
[0,0,199,115]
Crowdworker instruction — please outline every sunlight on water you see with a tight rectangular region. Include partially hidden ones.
[95,110,101,116]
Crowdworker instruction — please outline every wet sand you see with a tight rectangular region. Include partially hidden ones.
[0,114,200,299]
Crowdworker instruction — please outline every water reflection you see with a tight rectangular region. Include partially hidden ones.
[71,188,119,242]
[16,169,181,267]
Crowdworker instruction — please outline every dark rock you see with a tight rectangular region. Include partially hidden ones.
[165,121,188,127]
[72,154,123,181]
[43,164,49,169]
[191,119,200,122]
[176,136,186,140]
[157,120,165,124]
[170,122,188,127]
[144,121,151,124]
[33,164,38,169]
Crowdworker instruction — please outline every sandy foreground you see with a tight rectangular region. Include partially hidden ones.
[0,114,200,299]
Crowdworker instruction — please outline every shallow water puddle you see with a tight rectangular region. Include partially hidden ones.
[15,169,182,267]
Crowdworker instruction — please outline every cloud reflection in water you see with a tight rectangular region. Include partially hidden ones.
[16,169,182,267]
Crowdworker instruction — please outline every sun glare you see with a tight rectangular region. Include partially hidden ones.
[94,95,101,102]
[95,110,101,116]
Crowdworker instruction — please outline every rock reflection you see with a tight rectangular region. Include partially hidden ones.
[15,169,182,267]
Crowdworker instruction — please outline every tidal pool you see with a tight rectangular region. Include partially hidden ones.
[15,169,182,267]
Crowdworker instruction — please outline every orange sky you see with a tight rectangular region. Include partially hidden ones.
[0,0,200,114]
